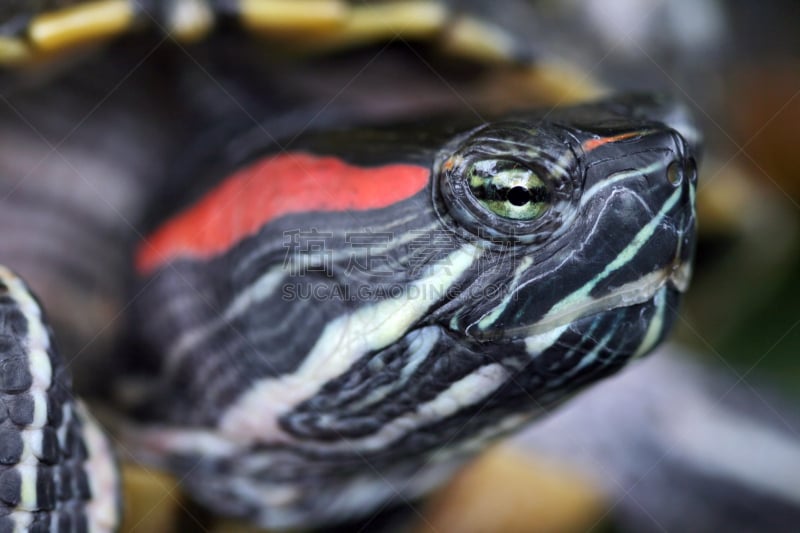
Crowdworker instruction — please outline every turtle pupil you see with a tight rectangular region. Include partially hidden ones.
[507,186,530,206]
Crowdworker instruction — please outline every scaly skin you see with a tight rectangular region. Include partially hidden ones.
[123,94,698,528]
[0,266,119,532]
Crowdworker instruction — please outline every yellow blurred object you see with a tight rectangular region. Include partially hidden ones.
[28,0,134,53]
[0,38,32,64]
[241,0,349,33]
[120,463,184,533]
[439,15,517,64]
[167,0,216,43]
[260,1,448,53]
[416,445,608,533]
[469,62,608,114]
[696,159,759,236]
[333,1,448,42]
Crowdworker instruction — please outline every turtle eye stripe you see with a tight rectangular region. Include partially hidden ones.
[135,152,429,275]
[582,131,647,152]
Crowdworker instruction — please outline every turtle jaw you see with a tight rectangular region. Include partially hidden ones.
[518,284,682,398]
[521,193,697,342]
[520,264,687,341]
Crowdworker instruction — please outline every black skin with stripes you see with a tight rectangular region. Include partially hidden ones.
[130,94,698,527]
[0,275,107,531]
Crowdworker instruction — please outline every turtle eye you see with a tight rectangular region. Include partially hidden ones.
[434,122,575,243]
[467,159,552,221]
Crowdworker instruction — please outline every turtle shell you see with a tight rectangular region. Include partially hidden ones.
[0,1,537,64]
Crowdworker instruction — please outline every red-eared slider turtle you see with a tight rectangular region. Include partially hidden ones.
[0,1,700,530]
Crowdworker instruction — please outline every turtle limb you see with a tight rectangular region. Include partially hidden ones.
[0,266,120,531]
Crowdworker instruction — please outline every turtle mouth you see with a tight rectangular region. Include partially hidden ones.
[518,259,688,339]
[668,254,693,292]
[475,225,694,341]
[467,206,695,342]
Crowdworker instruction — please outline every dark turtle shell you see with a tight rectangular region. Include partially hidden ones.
[0,1,535,64]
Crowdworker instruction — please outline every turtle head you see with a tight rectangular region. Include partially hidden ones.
[123,96,700,520]
[434,97,698,363]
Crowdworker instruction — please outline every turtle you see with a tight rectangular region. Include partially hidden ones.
[0,1,699,530]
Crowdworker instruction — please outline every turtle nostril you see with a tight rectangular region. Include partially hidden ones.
[666,161,682,186]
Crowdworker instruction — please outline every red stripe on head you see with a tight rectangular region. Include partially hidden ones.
[136,152,430,274]
[582,131,643,152]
